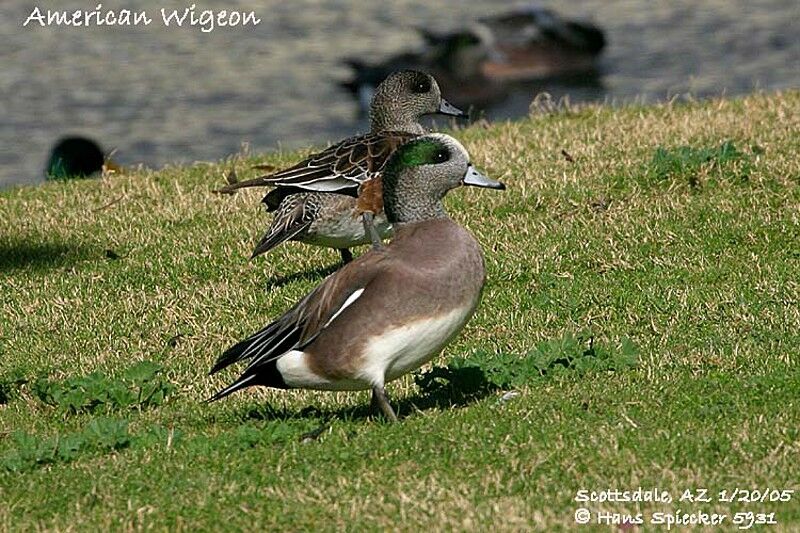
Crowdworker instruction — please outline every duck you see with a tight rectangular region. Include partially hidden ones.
[340,6,605,110]
[474,5,605,82]
[45,136,121,180]
[478,5,605,53]
[215,70,466,264]
[340,26,507,111]
[208,134,506,421]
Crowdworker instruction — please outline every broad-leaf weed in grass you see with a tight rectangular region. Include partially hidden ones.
[2,417,131,473]
[645,140,753,188]
[230,421,305,450]
[31,361,174,415]
[416,332,639,395]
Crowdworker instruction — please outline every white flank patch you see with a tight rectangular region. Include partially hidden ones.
[324,288,365,328]
[276,350,368,391]
[360,305,476,385]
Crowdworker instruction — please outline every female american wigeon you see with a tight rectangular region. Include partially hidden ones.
[215,70,465,264]
[208,134,505,421]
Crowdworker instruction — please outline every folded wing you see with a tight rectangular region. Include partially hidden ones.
[214,132,415,196]
[208,251,390,401]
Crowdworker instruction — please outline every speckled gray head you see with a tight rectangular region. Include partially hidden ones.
[370,70,466,134]
[382,133,505,223]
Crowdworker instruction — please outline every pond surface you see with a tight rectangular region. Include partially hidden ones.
[1,0,798,187]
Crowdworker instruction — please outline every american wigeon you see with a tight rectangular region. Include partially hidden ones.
[215,70,465,264]
[208,134,505,421]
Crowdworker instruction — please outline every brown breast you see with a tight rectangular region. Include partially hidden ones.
[355,177,384,215]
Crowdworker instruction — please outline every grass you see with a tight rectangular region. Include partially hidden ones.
[1,90,798,530]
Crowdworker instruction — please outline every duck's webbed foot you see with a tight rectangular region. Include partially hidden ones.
[370,385,398,422]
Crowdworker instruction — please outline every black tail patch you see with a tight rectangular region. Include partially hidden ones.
[209,323,277,375]
[207,353,288,403]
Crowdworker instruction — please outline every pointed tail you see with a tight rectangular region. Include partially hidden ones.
[206,374,257,403]
[251,219,312,259]
[213,174,278,195]
[207,348,289,403]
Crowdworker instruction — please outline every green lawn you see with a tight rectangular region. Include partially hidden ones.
[1,91,798,530]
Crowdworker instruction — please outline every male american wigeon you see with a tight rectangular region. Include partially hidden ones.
[215,70,465,264]
[208,134,505,421]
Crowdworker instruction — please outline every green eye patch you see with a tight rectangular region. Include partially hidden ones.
[387,139,450,173]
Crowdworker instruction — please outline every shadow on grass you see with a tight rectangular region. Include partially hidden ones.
[262,262,341,290]
[0,239,92,272]
[239,365,497,423]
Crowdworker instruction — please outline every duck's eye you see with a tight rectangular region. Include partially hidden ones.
[412,77,432,94]
[433,149,450,163]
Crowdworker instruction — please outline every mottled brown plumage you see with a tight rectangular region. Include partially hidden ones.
[217,131,414,195]
[213,71,465,263]
[355,177,384,216]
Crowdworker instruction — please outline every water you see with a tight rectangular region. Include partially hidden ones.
[1,0,798,188]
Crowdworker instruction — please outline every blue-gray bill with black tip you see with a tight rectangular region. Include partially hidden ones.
[462,165,506,190]
[438,98,467,118]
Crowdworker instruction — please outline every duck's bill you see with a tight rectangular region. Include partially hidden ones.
[462,165,506,190]
[438,98,467,118]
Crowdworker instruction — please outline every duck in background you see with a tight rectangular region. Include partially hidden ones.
[475,4,605,82]
[339,4,605,111]
[340,25,508,111]
[46,136,121,180]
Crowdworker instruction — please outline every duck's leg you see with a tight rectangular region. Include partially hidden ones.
[339,248,353,264]
[370,385,398,422]
[362,212,384,250]
[356,178,384,250]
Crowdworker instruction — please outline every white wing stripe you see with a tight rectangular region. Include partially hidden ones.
[324,288,365,328]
